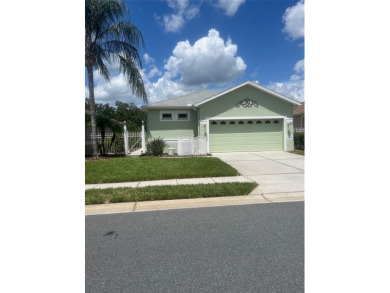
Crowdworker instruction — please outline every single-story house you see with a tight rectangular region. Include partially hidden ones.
[293,101,305,131]
[143,80,301,153]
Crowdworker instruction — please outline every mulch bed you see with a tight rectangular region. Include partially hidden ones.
[85,154,126,162]
[85,153,211,162]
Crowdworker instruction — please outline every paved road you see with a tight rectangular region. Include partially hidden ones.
[86,202,304,293]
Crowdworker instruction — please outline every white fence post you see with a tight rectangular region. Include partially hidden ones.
[141,120,146,153]
[123,122,129,155]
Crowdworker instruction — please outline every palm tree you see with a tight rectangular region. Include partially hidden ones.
[85,0,147,158]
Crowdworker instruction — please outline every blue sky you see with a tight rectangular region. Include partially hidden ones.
[85,0,304,106]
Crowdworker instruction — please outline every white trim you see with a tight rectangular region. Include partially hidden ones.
[160,110,173,121]
[194,80,301,107]
[176,110,190,121]
[283,118,287,151]
[206,115,287,120]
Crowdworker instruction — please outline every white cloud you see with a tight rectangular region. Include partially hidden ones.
[267,59,305,102]
[157,0,245,33]
[158,0,200,33]
[86,29,246,106]
[215,0,246,16]
[143,53,154,64]
[165,28,246,86]
[147,66,162,78]
[282,0,305,40]
[290,74,301,81]
[294,59,304,73]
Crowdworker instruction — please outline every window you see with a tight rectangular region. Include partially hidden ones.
[229,121,236,124]
[177,113,188,120]
[160,110,190,121]
[176,110,190,121]
[265,120,270,124]
[220,121,226,125]
[247,121,253,124]
[161,112,173,121]
[211,121,217,125]
[256,121,262,124]
[274,120,279,124]
[238,121,244,124]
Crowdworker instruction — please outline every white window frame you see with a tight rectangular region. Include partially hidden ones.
[160,110,190,121]
[176,110,190,121]
[160,111,173,121]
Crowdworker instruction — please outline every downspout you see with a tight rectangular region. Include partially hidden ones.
[192,105,199,136]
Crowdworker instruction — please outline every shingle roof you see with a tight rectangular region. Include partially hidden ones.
[145,90,218,109]
[293,101,305,115]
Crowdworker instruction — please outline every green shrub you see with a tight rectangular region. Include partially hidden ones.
[146,137,167,156]
[294,132,305,150]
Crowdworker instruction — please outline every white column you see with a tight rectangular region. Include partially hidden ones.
[206,120,210,153]
[123,122,129,155]
[141,120,146,153]
[283,118,287,151]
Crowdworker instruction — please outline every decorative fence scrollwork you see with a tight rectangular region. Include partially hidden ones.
[236,98,259,108]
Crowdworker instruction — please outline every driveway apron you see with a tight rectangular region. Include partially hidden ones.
[212,151,304,197]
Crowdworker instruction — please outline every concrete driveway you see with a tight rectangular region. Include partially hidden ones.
[212,151,304,200]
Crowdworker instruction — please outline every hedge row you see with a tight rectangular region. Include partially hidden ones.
[294,132,304,150]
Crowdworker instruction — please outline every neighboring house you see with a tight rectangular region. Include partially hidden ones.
[143,80,301,153]
[293,101,305,131]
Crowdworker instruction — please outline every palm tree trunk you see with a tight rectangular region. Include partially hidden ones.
[87,65,99,159]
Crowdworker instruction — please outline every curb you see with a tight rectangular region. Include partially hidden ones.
[85,192,304,215]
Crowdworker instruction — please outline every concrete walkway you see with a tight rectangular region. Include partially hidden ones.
[212,151,304,197]
[85,176,253,190]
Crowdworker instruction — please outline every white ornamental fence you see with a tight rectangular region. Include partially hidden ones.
[86,121,146,156]
[177,137,207,156]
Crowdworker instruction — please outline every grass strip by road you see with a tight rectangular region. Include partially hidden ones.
[85,182,257,205]
[85,157,238,184]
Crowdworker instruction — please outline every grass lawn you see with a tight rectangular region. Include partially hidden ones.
[85,182,257,205]
[289,150,304,155]
[85,157,239,184]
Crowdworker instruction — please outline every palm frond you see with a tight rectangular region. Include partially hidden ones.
[117,54,147,102]
[86,0,147,101]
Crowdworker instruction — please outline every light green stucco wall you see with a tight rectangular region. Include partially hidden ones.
[147,109,198,139]
[199,85,294,120]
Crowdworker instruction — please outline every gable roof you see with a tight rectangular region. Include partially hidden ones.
[293,101,305,116]
[194,80,301,107]
[144,80,301,110]
[145,90,217,109]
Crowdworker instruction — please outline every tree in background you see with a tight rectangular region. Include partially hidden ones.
[85,99,147,155]
[85,0,147,158]
[115,101,146,132]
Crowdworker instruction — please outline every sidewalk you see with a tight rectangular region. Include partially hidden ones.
[85,175,253,190]
[85,175,304,215]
